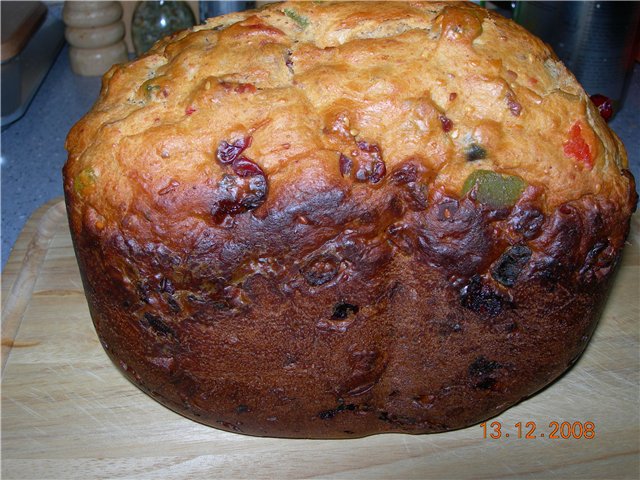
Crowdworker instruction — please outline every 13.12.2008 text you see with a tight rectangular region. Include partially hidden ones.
[480,421,595,439]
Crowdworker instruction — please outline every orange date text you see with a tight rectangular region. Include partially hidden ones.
[480,421,596,439]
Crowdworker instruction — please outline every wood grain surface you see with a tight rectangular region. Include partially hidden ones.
[1,198,638,480]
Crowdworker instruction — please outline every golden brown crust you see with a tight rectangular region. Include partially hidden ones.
[64,1,636,438]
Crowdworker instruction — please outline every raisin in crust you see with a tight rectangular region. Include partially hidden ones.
[64,1,637,438]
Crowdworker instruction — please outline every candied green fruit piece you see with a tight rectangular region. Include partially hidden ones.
[141,81,161,99]
[74,168,97,194]
[284,8,309,29]
[462,170,526,208]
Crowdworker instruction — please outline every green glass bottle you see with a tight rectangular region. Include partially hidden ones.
[131,0,195,56]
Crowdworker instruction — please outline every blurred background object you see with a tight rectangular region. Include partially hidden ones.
[514,1,640,116]
[63,1,128,76]
[1,1,64,127]
[199,1,255,23]
[121,1,196,52]
[131,0,196,56]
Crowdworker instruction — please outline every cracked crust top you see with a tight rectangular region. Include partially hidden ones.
[65,1,633,238]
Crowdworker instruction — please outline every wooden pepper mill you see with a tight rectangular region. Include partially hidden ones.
[63,1,128,76]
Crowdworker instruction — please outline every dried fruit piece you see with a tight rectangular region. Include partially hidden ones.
[508,205,544,240]
[159,277,175,294]
[369,159,386,184]
[302,254,340,286]
[563,122,593,169]
[211,199,243,220]
[578,241,613,283]
[468,356,502,390]
[319,403,358,420]
[390,163,418,184]
[491,245,532,287]
[242,175,268,209]
[213,138,267,222]
[506,92,522,116]
[390,162,429,211]
[232,156,265,177]
[74,168,97,194]
[441,8,483,43]
[439,115,453,132]
[285,49,294,72]
[357,141,380,156]
[460,275,509,317]
[332,303,359,319]
[465,143,486,161]
[231,83,256,94]
[212,171,268,223]
[283,8,309,29]
[339,154,352,177]
[217,137,252,164]
[462,170,526,208]
[144,83,161,98]
[589,94,613,122]
[354,141,386,184]
[143,312,175,338]
[436,199,458,221]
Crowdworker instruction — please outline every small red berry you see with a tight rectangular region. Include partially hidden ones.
[590,94,613,122]
[439,114,453,132]
[217,137,252,164]
[232,156,264,177]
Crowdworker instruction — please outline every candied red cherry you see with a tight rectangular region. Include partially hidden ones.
[589,94,613,122]
[563,122,593,169]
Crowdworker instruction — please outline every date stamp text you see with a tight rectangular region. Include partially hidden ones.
[480,421,596,439]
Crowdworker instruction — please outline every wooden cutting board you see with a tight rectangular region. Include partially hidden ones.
[2,198,638,479]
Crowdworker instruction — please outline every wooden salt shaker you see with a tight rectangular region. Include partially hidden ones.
[63,1,128,76]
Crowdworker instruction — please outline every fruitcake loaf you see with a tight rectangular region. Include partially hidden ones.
[64,1,637,438]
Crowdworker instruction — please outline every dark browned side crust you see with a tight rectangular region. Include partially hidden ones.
[67,161,636,438]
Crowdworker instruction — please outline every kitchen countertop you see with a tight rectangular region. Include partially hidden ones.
[2,47,639,270]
